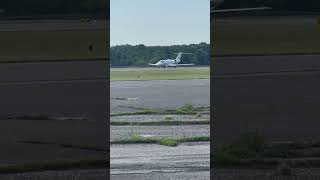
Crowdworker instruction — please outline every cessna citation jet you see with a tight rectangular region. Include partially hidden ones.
[211,0,271,13]
[148,52,194,68]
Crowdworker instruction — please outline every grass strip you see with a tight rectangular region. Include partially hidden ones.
[111,68,209,81]
[111,104,209,117]
[115,105,209,112]
[110,120,210,126]
[212,132,320,168]
[111,135,209,147]
[0,157,107,174]
[18,140,106,152]
[111,110,161,117]
[0,30,107,63]
[0,58,107,64]
[212,17,320,56]
[110,110,196,116]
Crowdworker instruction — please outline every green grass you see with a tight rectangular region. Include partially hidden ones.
[112,135,210,147]
[110,110,191,117]
[121,134,158,144]
[110,110,160,116]
[0,30,107,62]
[213,17,320,56]
[164,116,174,121]
[212,131,320,168]
[110,105,210,126]
[159,138,179,146]
[110,104,209,117]
[213,131,268,166]
[111,68,209,81]
[0,157,107,174]
[176,103,196,113]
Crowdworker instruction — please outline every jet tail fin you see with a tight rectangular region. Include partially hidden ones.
[172,52,192,63]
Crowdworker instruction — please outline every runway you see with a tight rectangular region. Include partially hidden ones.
[213,54,320,146]
[111,66,209,71]
[0,60,108,167]
[110,68,210,178]
[111,54,320,178]
[0,53,320,176]
[111,79,210,113]
[0,60,108,119]
[213,54,320,75]
[0,60,108,83]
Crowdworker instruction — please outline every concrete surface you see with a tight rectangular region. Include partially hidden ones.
[111,142,210,179]
[111,125,209,141]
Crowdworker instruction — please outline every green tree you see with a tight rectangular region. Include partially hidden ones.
[111,43,210,67]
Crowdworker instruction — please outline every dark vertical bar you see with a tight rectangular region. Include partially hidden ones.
[0,0,109,179]
[210,1,215,179]
[212,1,320,179]
[106,0,111,176]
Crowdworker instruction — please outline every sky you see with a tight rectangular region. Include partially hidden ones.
[110,0,210,46]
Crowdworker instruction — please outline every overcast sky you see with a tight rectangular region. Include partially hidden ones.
[110,0,210,46]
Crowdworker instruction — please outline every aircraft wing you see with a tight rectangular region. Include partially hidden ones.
[148,63,158,66]
[175,63,194,66]
[211,7,271,13]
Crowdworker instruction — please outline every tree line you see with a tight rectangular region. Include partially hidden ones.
[110,43,210,67]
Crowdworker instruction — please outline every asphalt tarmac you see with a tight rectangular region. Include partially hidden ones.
[111,125,209,141]
[1,53,320,178]
[110,67,210,178]
[213,55,320,75]
[213,55,320,146]
[0,61,108,122]
[111,142,210,179]
[0,169,108,180]
[111,79,210,113]
[0,60,108,166]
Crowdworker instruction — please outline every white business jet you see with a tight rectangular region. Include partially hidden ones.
[148,52,194,68]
